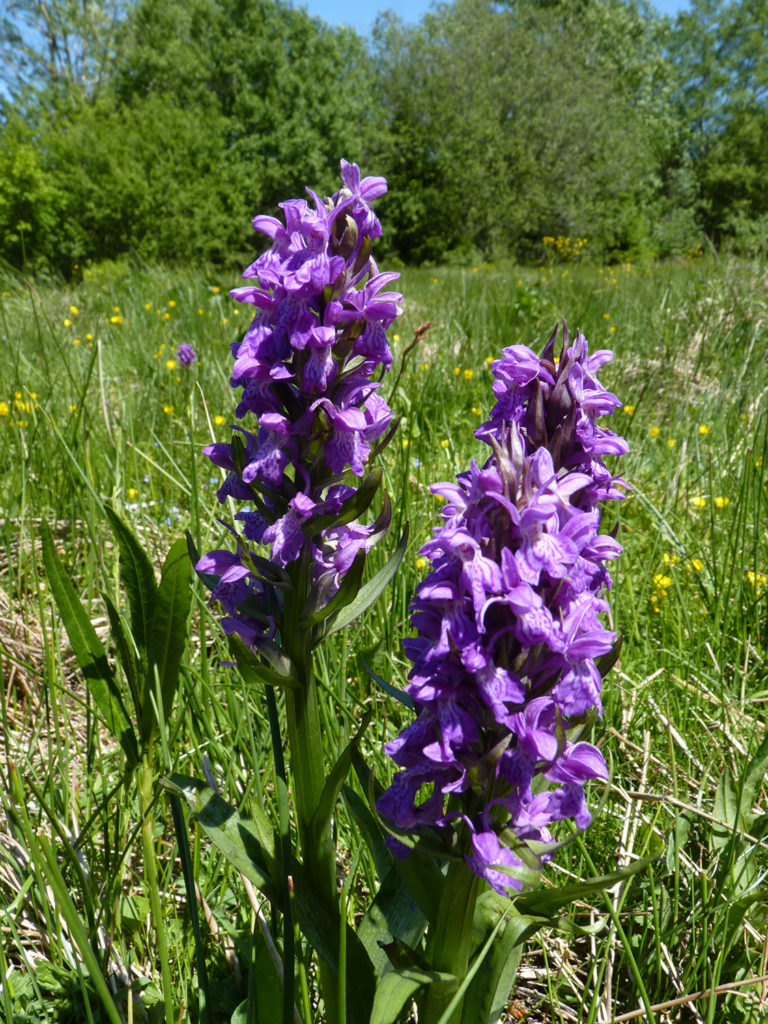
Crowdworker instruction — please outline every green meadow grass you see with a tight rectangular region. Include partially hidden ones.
[1,254,767,1023]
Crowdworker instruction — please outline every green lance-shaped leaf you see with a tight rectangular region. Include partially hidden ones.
[228,633,299,690]
[143,537,192,738]
[716,730,768,835]
[303,549,367,631]
[102,591,143,722]
[310,712,372,846]
[303,466,383,535]
[369,967,456,1024]
[359,656,415,712]
[513,847,662,919]
[104,503,157,663]
[357,866,428,981]
[41,521,138,768]
[462,893,547,1024]
[162,773,279,902]
[322,524,409,639]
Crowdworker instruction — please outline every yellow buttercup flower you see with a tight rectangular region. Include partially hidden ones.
[127,487,139,499]
[747,571,768,590]
[691,496,707,508]
[69,305,78,315]
[63,318,73,327]
[650,426,660,437]
[667,438,676,448]
[213,415,226,426]
[73,338,82,346]
[686,558,704,572]
[0,402,9,416]
[652,574,673,590]
[168,300,176,308]
[163,404,174,415]
[698,424,709,435]
[440,439,450,448]
[109,315,123,325]
[463,369,475,381]
[68,404,77,412]
[623,405,635,416]
[166,359,177,370]
[714,496,730,509]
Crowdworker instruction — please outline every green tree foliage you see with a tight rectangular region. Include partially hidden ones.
[0,0,375,270]
[372,0,683,263]
[0,0,766,269]
[671,0,768,251]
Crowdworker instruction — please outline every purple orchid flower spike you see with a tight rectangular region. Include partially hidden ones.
[379,323,626,895]
[197,161,402,646]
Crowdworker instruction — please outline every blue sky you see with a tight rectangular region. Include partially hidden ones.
[299,0,691,37]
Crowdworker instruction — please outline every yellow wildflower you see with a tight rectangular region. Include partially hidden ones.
[686,558,704,572]
[667,438,676,448]
[691,496,707,508]
[163,404,174,415]
[73,338,82,346]
[213,415,226,426]
[623,405,635,416]
[714,496,730,509]
[69,305,78,315]
[168,300,176,308]
[747,571,768,590]
[126,487,139,500]
[698,424,709,435]
[652,574,673,590]
[0,402,8,416]
[63,318,72,327]
[109,315,123,325]
[166,359,177,370]
[650,426,660,437]
[463,369,475,381]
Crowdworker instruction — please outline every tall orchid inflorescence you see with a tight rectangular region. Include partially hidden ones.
[378,325,628,895]
[197,161,402,644]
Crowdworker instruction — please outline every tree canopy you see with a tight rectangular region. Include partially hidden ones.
[1,0,766,270]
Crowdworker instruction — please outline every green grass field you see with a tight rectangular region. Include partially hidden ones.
[1,254,767,1023]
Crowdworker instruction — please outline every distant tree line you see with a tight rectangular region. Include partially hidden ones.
[1,0,766,272]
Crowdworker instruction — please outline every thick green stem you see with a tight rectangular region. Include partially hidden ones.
[421,859,480,1024]
[282,551,339,1023]
[139,750,175,1024]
